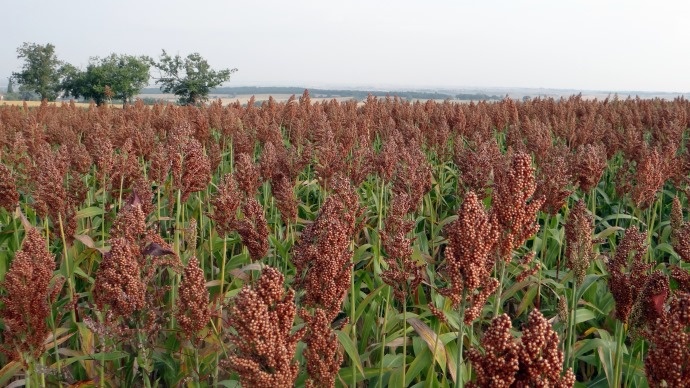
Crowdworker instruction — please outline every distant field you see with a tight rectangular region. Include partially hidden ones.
[4,91,643,109]
[138,93,484,106]
[3,93,624,109]
[138,93,357,105]
[1,100,102,108]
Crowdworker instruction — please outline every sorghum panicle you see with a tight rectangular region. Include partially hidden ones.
[440,191,499,320]
[236,198,269,261]
[234,152,261,197]
[300,308,343,388]
[454,136,502,199]
[178,137,211,203]
[629,271,669,330]
[292,175,360,316]
[644,292,690,387]
[30,143,68,221]
[535,145,573,215]
[571,143,607,193]
[628,147,671,209]
[271,172,298,225]
[671,265,690,293]
[209,173,241,236]
[176,257,210,338]
[492,151,545,261]
[467,313,520,388]
[110,193,147,244]
[468,310,575,387]
[224,267,304,388]
[259,141,278,181]
[93,237,146,319]
[0,162,19,211]
[346,139,374,186]
[515,309,576,387]
[607,228,651,323]
[392,141,432,210]
[0,228,60,360]
[565,200,595,284]
[464,277,500,324]
[671,196,690,262]
[380,193,424,302]
[376,133,399,183]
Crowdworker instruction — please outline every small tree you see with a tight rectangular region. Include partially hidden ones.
[150,50,236,105]
[12,42,65,101]
[6,77,14,94]
[62,54,150,106]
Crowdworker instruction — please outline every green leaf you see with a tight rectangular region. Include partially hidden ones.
[405,346,432,384]
[76,206,105,219]
[336,330,364,378]
[0,362,22,387]
[338,367,390,384]
[593,226,624,240]
[655,242,676,256]
[354,284,385,323]
[437,215,458,228]
[576,274,602,301]
[407,317,457,383]
[57,351,129,367]
[602,213,639,223]
[73,267,95,284]
[574,308,597,324]
[388,366,404,388]
[516,285,539,316]
[217,381,242,388]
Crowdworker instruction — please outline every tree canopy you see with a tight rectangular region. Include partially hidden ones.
[10,43,236,105]
[150,50,237,105]
[12,42,65,101]
[62,54,150,106]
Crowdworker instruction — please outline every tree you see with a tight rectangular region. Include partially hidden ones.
[12,42,65,101]
[150,50,237,105]
[62,54,150,106]
[2,77,22,101]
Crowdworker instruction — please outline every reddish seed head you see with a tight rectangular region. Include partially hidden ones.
[0,163,19,211]
[440,191,499,319]
[0,228,59,360]
[176,257,210,338]
[492,151,545,261]
[224,266,304,388]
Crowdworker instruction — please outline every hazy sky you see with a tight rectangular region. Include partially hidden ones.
[3,0,689,92]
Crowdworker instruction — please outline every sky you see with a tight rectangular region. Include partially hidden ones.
[2,0,690,93]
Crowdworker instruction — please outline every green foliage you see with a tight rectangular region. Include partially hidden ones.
[150,50,237,105]
[455,93,502,100]
[62,54,150,106]
[12,42,65,101]
[2,77,23,101]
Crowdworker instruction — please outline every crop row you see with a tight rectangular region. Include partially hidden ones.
[0,94,689,387]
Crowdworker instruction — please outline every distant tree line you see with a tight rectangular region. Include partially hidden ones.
[455,93,502,101]
[7,42,236,105]
[144,86,458,102]
[2,77,34,101]
[147,86,503,102]
[222,86,456,101]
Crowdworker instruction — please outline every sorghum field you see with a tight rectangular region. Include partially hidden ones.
[1,94,689,387]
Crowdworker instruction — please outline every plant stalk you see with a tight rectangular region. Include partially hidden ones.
[455,289,467,388]
[613,320,626,388]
